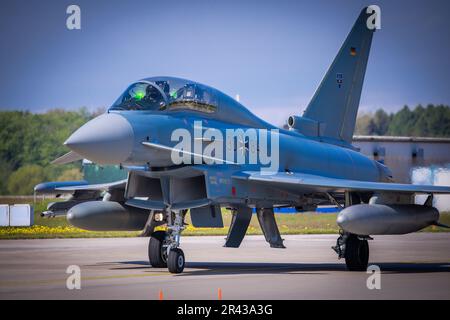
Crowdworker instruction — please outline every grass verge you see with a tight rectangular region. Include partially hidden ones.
[0,197,449,239]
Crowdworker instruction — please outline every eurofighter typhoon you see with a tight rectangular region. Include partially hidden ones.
[47,7,450,273]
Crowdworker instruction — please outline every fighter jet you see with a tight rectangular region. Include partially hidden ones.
[52,7,450,273]
[34,160,127,218]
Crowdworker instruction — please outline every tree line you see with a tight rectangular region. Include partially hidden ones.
[0,108,101,195]
[0,104,449,195]
[355,104,450,137]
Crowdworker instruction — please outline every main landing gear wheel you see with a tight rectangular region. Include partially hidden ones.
[345,234,369,271]
[168,248,185,274]
[148,231,167,268]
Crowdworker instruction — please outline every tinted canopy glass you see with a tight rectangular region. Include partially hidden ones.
[166,82,217,113]
[110,77,218,113]
[110,82,167,111]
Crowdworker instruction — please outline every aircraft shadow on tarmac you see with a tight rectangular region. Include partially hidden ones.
[108,261,450,276]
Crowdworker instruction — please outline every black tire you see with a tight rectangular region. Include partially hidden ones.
[167,248,185,274]
[345,234,369,271]
[148,231,167,268]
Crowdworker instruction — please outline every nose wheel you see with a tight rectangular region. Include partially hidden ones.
[168,248,185,273]
[148,210,187,274]
[148,230,167,268]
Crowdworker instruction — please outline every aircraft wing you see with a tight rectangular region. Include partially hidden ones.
[234,171,450,194]
[54,179,127,192]
[34,180,89,194]
[34,179,127,218]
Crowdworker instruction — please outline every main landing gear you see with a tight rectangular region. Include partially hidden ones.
[332,231,370,271]
[148,210,186,273]
[331,191,371,271]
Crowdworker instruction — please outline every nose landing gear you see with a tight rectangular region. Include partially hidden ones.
[148,210,186,274]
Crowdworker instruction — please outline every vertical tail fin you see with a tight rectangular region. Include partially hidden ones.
[302,7,376,144]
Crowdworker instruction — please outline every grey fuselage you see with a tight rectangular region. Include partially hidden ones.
[119,110,384,182]
[64,76,391,208]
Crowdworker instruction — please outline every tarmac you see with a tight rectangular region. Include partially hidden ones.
[0,233,449,299]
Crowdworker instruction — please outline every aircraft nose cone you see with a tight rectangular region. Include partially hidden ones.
[65,113,134,164]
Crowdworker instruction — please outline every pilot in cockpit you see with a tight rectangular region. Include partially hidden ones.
[155,80,170,96]
[109,78,217,113]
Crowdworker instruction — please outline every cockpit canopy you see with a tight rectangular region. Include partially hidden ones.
[110,77,218,113]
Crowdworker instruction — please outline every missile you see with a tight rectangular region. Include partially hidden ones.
[337,204,439,235]
[67,201,149,231]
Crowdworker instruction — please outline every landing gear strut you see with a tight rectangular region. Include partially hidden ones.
[332,231,370,271]
[148,210,186,273]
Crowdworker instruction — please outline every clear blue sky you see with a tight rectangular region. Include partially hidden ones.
[1,0,449,125]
